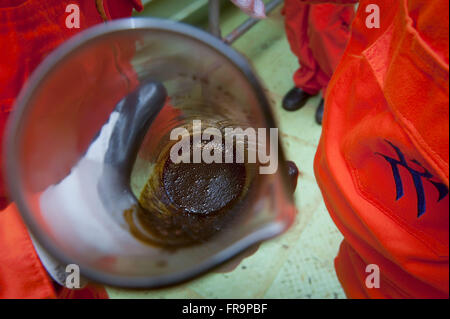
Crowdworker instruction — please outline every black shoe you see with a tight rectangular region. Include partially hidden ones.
[282,87,315,111]
[315,98,324,125]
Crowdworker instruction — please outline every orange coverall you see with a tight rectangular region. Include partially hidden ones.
[283,0,355,95]
[0,0,142,299]
[312,0,449,298]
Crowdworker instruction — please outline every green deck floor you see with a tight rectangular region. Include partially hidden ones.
[107,2,345,299]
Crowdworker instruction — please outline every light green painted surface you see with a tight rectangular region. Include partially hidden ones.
[136,0,209,25]
[108,2,345,299]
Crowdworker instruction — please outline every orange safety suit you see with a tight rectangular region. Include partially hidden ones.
[283,0,356,95]
[313,0,449,298]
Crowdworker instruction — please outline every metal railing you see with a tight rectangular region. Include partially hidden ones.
[208,0,284,44]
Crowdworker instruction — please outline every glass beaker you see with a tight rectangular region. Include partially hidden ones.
[4,18,296,288]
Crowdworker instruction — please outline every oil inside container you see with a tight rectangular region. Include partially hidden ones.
[125,137,253,249]
[162,160,246,215]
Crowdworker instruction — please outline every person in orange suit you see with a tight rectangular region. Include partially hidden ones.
[308,0,448,298]
[0,0,143,299]
[282,0,355,125]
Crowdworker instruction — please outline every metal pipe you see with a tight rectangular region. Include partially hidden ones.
[208,0,222,38]
[224,0,284,44]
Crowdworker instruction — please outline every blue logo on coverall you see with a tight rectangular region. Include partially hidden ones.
[376,140,448,218]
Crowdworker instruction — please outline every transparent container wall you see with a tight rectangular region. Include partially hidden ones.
[10,21,296,286]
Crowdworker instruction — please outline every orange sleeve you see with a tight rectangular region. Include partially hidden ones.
[0,203,110,299]
[0,204,56,298]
